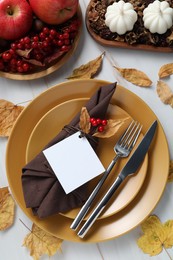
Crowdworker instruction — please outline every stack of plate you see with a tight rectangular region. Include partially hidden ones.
[6,79,169,242]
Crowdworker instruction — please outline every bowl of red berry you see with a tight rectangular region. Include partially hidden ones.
[0,0,82,80]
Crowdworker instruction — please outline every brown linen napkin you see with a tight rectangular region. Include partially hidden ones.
[22,82,116,218]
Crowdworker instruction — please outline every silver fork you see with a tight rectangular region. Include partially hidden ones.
[70,120,142,230]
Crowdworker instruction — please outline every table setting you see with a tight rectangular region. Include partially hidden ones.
[0,0,173,259]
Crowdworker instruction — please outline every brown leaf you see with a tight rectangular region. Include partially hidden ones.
[156,81,173,107]
[16,49,33,59]
[166,32,173,43]
[0,187,15,231]
[79,107,91,134]
[23,58,45,67]
[114,67,152,87]
[93,118,129,138]
[23,223,63,260]
[0,99,24,136]
[44,50,66,64]
[67,52,104,79]
[158,63,173,78]
[168,160,173,182]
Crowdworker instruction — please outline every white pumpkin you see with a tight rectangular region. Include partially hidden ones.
[105,0,137,35]
[143,0,173,34]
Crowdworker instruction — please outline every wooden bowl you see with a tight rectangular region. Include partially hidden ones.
[85,0,173,53]
[0,7,82,80]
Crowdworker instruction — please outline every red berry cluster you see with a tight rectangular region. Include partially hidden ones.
[90,117,107,132]
[0,16,79,73]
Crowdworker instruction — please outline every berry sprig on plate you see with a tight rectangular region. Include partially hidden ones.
[79,107,129,138]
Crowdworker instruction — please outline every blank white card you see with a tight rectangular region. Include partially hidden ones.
[43,131,105,194]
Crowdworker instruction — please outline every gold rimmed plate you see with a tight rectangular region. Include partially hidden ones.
[0,8,82,80]
[6,79,169,242]
[25,98,148,220]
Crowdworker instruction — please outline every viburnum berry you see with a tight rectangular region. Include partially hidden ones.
[0,16,80,74]
[96,118,101,125]
[91,120,98,126]
[2,52,12,61]
[90,117,95,123]
[101,119,107,126]
[98,125,104,132]
[43,27,49,35]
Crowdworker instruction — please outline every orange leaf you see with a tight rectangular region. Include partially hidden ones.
[115,67,152,87]
[79,107,91,134]
[0,187,15,231]
[93,118,129,138]
[156,81,173,107]
[168,160,173,183]
[158,63,173,78]
[0,99,24,136]
[67,52,104,79]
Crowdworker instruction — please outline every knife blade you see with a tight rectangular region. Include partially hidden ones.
[77,120,158,238]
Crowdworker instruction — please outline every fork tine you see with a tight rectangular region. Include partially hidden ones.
[126,123,143,151]
[118,120,135,145]
[120,121,137,146]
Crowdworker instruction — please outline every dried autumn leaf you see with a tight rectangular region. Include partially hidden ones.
[166,32,173,43]
[114,67,152,87]
[23,223,63,260]
[0,99,24,136]
[16,49,32,59]
[79,107,91,133]
[93,118,129,138]
[137,215,173,256]
[23,58,45,67]
[44,50,66,64]
[157,81,173,107]
[67,52,104,79]
[0,187,15,231]
[158,63,173,78]
[168,160,173,182]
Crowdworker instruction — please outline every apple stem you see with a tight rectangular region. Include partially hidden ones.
[7,6,13,15]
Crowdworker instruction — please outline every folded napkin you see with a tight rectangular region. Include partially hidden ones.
[22,82,116,218]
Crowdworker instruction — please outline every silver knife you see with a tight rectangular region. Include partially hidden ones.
[77,120,158,238]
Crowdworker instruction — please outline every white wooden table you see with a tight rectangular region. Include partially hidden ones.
[0,1,173,259]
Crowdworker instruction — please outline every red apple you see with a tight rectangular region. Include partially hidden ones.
[28,0,79,25]
[0,0,33,41]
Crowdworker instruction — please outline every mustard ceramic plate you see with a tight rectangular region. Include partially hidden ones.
[26,98,148,219]
[6,79,169,242]
[0,8,82,80]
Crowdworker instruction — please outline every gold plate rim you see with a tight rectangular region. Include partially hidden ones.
[6,79,169,242]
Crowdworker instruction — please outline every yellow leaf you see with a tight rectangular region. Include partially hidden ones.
[0,99,24,136]
[0,187,15,231]
[156,81,173,107]
[158,63,173,78]
[79,107,91,134]
[114,67,152,87]
[23,223,63,260]
[168,160,173,182]
[137,215,173,256]
[93,118,129,138]
[67,52,104,79]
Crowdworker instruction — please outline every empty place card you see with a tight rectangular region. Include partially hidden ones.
[43,131,105,194]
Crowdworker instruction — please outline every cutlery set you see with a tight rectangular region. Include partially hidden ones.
[71,120,158,238]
